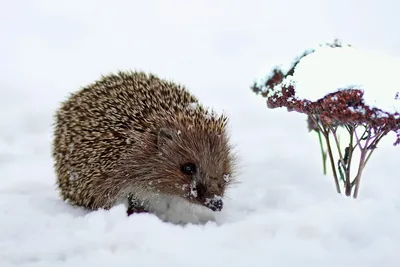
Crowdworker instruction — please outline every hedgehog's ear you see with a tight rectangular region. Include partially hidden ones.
[157,128,174,148]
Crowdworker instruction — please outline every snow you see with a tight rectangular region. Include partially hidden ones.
[186,102,199,111]
[278,45,400,114]
[2,1,400,267]
[223,173,231,183]
[189,180,198,198]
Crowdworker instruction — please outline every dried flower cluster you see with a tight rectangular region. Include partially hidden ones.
[251,40,400,198]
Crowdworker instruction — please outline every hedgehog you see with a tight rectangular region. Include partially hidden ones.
[52,70,236,219]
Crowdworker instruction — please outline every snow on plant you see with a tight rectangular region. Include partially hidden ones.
[251,40,400,198]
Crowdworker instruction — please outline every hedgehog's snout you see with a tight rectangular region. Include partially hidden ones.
[195,183,223,211]
[205,198,223,211]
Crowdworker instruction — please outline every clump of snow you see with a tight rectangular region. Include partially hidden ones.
[282,45,400,114]
[186,101,221,121]
[186,102,199,111]
[127,192,216,225]
[204,109,219,120]
[68,172,78,181]
[189,180,198,198]
[223,173,231,183]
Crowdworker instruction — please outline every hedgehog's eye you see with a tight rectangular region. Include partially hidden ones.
[180,163,197,175]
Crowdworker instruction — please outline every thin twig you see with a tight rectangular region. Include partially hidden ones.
[322,126,341,194]
[352,131,373,198]
[344,125,355,196]
[317,130,327,175]
[352,149,368,198]
[330,126,346,170]
[364,130,387,166]
[310,115,328,175]
[354,127,368,150]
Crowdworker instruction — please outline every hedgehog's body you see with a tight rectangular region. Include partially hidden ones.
[52,71,235,218]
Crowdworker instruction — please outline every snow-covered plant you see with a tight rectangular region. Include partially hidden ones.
[251,40,400,198]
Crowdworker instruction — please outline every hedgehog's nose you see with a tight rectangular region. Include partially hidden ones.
[205,198,223,212]
[196,183,223,211]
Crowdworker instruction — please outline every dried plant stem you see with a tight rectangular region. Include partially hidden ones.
[344,126,355,196]
[353,126,368,150]
[330,128,347,184]
[331,126,348,195]
[330,127,345,164]
[352,129,387,198]
[309,116,337,191]
[322,127,341,194]
[352,145,368,199]
[314,122,387,198]
[364,130,386,166]
[309,114,391,198]
[316,130,327,175]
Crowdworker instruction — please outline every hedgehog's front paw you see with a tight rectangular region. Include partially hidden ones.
[126,195,148,216]
[126,206,147,216]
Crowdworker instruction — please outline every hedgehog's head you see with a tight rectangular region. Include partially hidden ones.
[155,121,235,211]
[126,111,236,212]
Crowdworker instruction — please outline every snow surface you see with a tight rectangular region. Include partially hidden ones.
[2,1,400,267]
[271,45,400,114]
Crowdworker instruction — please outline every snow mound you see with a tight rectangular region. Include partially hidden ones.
[284,45,400,114]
